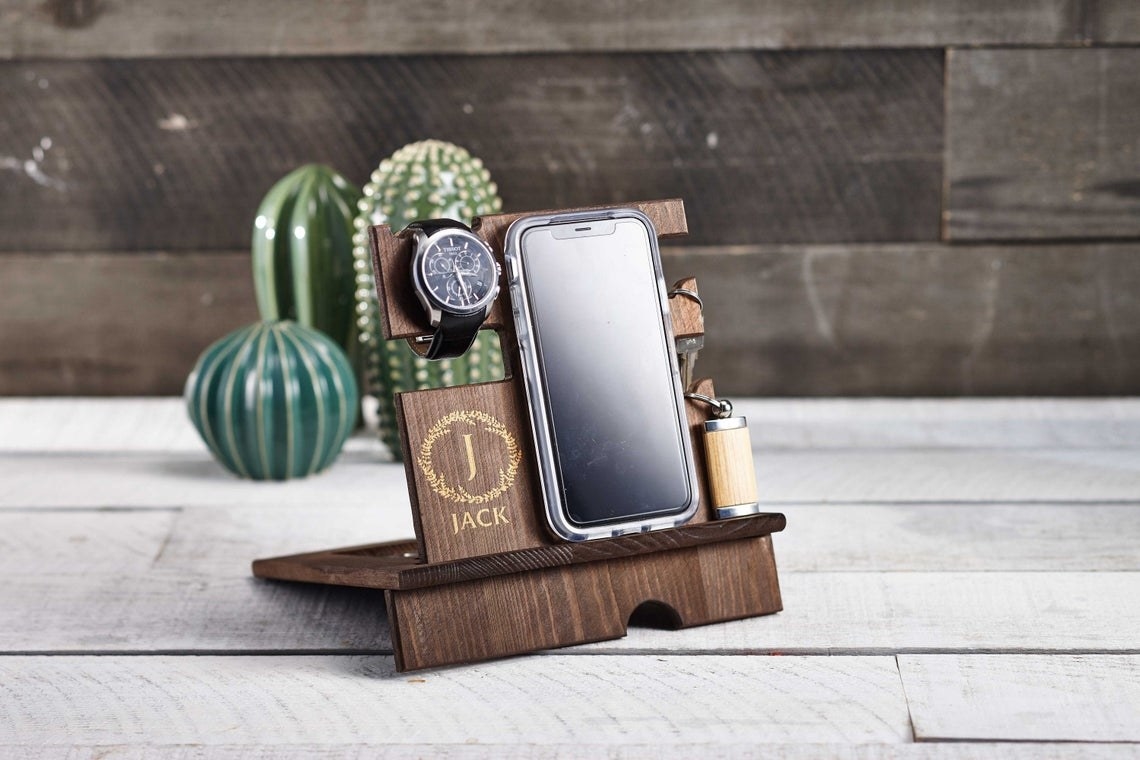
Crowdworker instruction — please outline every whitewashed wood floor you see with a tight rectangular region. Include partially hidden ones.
[0,398,1138,758]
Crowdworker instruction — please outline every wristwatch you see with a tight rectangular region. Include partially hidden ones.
[408,219,501,360]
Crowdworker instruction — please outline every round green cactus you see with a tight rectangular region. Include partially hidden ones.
[352,140,505,459]
[252,164,362,363]
[184,321,358,480]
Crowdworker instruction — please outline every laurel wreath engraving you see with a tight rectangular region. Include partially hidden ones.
[416,410,522,504]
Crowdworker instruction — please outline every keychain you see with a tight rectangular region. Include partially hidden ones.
[670,285,760,521]
[685,392,761,519]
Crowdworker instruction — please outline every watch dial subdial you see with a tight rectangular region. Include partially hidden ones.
[427,253,454,274]
[446,278,468,301]
[454,253,480,274]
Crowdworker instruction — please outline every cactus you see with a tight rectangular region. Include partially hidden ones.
[252,164,362,364]
[352,140,505,459]
[185,321,359,480]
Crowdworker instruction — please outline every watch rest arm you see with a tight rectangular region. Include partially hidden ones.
[369,198,689,342]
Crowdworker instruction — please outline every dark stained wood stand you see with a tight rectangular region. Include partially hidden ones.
[253,199,785,671]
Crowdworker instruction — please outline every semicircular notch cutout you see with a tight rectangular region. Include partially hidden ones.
[627,599,683,630]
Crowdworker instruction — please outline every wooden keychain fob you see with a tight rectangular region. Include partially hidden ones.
[702,414,760,519]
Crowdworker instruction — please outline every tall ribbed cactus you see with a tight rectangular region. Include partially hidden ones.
[352,140,505,459]
[252,165,362,363]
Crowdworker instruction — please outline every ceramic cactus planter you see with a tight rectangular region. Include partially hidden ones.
[251,164,362,363]
[350,140,506,458]
[185,321,358,480]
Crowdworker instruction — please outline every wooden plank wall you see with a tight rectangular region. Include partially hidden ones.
[0,0,1137,396]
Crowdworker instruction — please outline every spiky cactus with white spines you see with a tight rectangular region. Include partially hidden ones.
[352,140,505,459]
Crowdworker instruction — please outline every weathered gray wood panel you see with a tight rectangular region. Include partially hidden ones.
[5,449,1140,510]
[664,242,1140,396]
[4,241,1139,396]
[899,655,1140,742]
[0,655,913,744]
[0,253,257,395]
[7,398,1140,452]
[3,745,1138,760]
[946,48,1140,241]
[1090,0,1140,43]
[4,565,1138,652]
[0,52,943,251]
[0,0,1083,58]
[779,504,1140,572]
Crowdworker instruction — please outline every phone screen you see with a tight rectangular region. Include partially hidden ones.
[520,218,694,527]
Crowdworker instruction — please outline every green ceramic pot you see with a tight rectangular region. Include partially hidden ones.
[251,164,362,366]
[184,321,358,480]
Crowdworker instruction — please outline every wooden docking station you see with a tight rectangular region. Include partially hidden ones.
[253,199,786,672]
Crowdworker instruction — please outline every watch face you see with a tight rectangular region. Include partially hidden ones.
[420,233,497,311]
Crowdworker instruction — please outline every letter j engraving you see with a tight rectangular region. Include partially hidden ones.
[462,433,477,481]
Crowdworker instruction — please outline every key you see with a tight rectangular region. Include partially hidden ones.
[676,334,704,391]
[668,283,705,391]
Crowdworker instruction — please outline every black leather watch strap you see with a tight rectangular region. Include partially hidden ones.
[425,310,485,360]
[407,218,470,236]
[409,218,491,360]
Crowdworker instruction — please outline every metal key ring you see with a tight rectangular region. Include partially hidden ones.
[667,288,703,310]
[684,392,733,419]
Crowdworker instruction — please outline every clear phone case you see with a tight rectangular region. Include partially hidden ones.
[503,208,700,542]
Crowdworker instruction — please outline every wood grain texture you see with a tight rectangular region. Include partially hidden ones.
[369,198,687,342]
[0,508,174,574]
[727,397,1140,450]
[752,448,1140,504]
[669,276,705,341]
[585,571,1140,655]
[0,398,207,451]
[946,48,1140,241]
[372,201,724,558]
[3,567,1137,653]
[0,451,416,509]
[387,536,781,670]
[2,745,1138,760]
[0,499,1134,655]
[0,654,912,744]
[0,0,1084,58]
[2,395,1139,750]
[145,502,1140,576]
[4,448,1140,509]
[393,380,548,563]
[899,655,1140,741]
[253,516,784,591]
[7,240,1140,397]
[662,243,1140,396]
[2,502,1132,602]
[703,424,758,510]
[314,205,781,668]
[5,398,1140,452]
[1094,1,1140,43]
[0,51,942,251]
[0,253,257,395]
[779,504,1140,572]
[0,571,396,652]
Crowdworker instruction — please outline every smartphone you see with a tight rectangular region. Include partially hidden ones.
[504,208,699,541]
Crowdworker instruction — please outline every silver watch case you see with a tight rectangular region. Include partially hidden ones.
[409,226,501,328]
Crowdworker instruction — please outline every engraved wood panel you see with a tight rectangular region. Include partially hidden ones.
[395,380,545,564]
